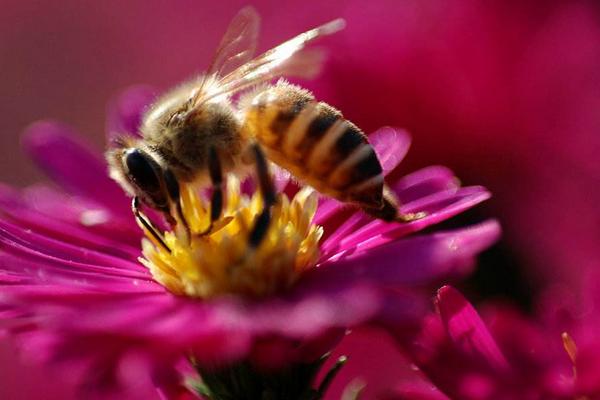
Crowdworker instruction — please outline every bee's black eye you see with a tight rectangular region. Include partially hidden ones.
[124,149,161,193]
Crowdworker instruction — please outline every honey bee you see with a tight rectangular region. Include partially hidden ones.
[107,7,421,248]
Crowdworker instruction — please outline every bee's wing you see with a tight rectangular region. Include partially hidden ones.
[196,17,345,105]
[192,7,261,104]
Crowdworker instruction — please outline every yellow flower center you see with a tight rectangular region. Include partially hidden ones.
[138,176,323,299]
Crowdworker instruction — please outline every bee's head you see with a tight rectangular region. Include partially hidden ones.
[106,140,176,214]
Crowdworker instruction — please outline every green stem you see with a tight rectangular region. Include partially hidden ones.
[317,356,347,397]
[190,354,348,400]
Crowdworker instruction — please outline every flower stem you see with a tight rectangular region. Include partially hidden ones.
[191,354,347,400]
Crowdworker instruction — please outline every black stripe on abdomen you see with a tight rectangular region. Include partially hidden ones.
[269,98,310,146]
[311,122,369,179]
[335,125,367,157]
[341,148,383,190]
[296,107,340,161]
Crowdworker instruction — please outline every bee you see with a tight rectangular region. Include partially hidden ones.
[107,7,422,249]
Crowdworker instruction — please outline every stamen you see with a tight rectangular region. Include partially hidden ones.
[562,331,579,381]
[561,332,592,400]
[138,176,323,298]
[562,332,577,367]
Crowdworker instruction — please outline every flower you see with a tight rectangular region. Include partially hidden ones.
[385,286,600,400]
[0,84,498,398]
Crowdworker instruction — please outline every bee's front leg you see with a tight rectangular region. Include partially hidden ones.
[248,143,276,248]
[132,196,171,253]
[163,168,191,244]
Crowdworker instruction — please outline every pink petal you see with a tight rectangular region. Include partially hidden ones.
[313,198,343,225]
[0,219,143,274]
[436,286,509,372]
[330,186,491,254]
[393,165,460,204]
[316,220,500,286]
[322,326,428,400]
[2,281,382,368]
[384,382,450,400]
[22,121,131,218]
[319,211,369,255]
[0,185,140,260]
[370,127,411,174]
[21,184,139,244]
[245,283,381,337]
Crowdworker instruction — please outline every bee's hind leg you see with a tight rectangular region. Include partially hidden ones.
[248,143,276,248]
[365,185,426,223]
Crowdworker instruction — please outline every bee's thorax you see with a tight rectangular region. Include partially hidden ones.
[142,87,244,183]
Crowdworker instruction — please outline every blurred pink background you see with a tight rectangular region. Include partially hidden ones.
[2,0,600,398]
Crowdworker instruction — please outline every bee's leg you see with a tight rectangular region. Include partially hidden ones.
[195,147,224,236]
[365,186,426,222]
[163,168,191,243]
[378,185,427,223]
[208,146,224,224]
[384,185,427,222]
[396,211,427,223]
[132,196,171,253]
[249,143,276,248]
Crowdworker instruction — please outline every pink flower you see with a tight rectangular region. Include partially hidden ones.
[0,84,498,398]
[386,286,600,400]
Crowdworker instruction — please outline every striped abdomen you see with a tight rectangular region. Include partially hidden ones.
[242,81,390,215]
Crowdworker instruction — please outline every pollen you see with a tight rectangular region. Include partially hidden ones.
[138,176,323,299]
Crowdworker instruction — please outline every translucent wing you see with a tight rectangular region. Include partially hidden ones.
[206,6,260,77]
[193,17,345,106]
[191,7,260,104]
